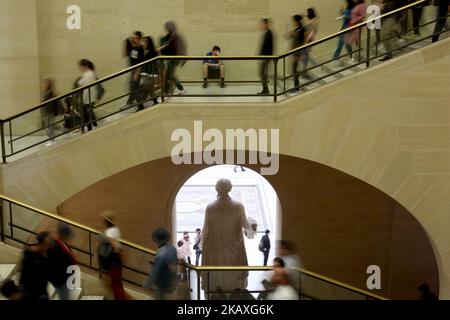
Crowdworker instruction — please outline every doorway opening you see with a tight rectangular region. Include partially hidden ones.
[173,164,281,267]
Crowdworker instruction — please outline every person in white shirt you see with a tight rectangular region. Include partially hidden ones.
[76,59,98,132]
[99,210,127,300]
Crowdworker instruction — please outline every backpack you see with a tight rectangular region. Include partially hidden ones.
[259,238,265,252]
[97,237,116,270]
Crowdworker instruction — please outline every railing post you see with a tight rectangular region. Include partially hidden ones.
[298,272,302,300]
[366,27,371,68]
[358,27,362,63]
[0,121,6,163]
[160,59,165,103]
[88,232,93,268]
[188,265,191,293]
[88,87,92,130]
[0,199,5,242]
[196,270,201,300]
[273,59,278,103]
[283,57,286,94]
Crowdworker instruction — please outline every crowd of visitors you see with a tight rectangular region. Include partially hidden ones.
[37,3,448,145]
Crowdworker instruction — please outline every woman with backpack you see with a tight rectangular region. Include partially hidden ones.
[98,210,127,300]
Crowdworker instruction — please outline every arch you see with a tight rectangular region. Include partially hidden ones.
[56,153,440,299]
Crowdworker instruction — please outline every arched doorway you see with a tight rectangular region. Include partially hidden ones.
[173,164,282,267]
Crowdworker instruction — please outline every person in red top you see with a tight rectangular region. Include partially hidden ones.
[47,223,77,300]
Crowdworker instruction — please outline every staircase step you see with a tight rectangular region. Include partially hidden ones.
[0,264,17,287]
[80,295,104,300]
[52,288,83,300]
[309,68,338,84]
[47,283,56,299]
[72,288,83,300]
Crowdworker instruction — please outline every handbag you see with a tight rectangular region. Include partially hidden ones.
[193,239,200,251]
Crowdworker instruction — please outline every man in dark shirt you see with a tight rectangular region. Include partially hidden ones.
[258,18,274,95]
[19,231,52,300]
[260,229,271,266]
[379,0,404,61]
[125,31,145,111]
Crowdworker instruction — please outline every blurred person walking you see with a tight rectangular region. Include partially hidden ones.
[333,0,356,62]
[124,31,145,111]
[141,35,159,108]
[268,268,299,300]
[98,210,127,300]
[19,231,52,300]
[303,7,320,74]
[47,223,77,300]
[258,257,294,300]
[145,228,178,300]
[201,179,253,293]
[285,15,306,94]
[345,0,367,62]
[379,0,405,61]
[158,21,187,95]
[257,18,274,95]
[40,78,63,147]
[259,229,271,266]
[408,0,428,38]
[76,59,98,132]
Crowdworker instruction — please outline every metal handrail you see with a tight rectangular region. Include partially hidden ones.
[0,193,386,300]
[0,0,427,122]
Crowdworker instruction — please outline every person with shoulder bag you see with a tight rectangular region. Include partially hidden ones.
[98,210,127,300]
